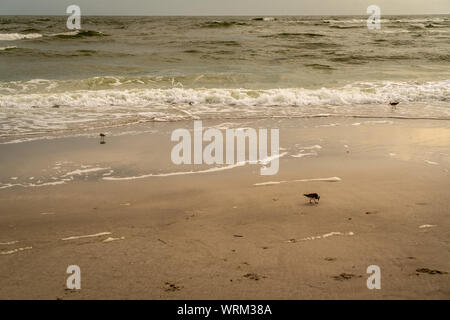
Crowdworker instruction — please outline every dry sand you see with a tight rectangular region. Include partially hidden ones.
[0,117,449,299]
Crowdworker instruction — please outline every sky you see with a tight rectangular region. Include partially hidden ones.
[0,0,449,16]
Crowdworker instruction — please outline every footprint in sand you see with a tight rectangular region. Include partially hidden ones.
[333,273,362,281]
[243,273,266,281]
[416,268,448,275]
[164,282,182,292]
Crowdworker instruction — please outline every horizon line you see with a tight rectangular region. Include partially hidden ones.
[0,13,450,17]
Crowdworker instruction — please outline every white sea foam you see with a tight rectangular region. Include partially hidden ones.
[0,241,19,245]
[104,153,287,181]
[0,180,68,190]
[2,80,449,108]
[254,177,341,186]
[0,33,42,41]
[0,46,17,50]
[317,123,339,127]
[363,120,394,125]
[291,152,317,158]
[298,145,322,150]
[104,163,246,181]
[424,160,439,165]
[63,167,110,176]
[61,232,112,241]
[50,31,79,37]
[419,224,437,229]
[0,246,32,255]
[1,79,450,136]
[297,231,354,242]
[103,236,125,243]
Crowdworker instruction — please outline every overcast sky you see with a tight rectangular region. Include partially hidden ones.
[0,0,449,16]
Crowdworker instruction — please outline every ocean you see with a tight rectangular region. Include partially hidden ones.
[0,15,449,137]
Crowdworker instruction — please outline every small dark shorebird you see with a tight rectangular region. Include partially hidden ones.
[99,133,106,144]
[389,102,400,110]
[304,193,320,204]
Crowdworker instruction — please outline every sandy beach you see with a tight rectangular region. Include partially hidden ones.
[0,117,449,299]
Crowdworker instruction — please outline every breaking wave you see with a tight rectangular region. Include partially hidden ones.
[0,33,43,41]
[1,79,448,109]
[0,78,449,136]
[0,30,107,41]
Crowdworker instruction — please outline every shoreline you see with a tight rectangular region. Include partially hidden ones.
[0,117,449,299]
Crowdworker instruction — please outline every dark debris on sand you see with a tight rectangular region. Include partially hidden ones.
[332,273,362,281]
[416,268,448,275]
[243,273,266,281]
[164,282,182,292]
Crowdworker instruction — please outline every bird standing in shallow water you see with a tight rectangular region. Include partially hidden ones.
[99,133,106,144]
[304,193,320,204]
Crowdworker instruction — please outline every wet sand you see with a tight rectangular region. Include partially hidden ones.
[0,117,449,299]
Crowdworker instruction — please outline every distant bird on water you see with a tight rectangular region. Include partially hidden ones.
[304,193,320,204]
[99,133,106,144]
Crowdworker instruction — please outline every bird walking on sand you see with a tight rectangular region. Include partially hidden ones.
[389,102,400,110]
[304,193,320,204]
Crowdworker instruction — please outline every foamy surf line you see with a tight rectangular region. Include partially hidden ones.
[0,180,68,190]
[289,232,354,243]
[0,241,19,245]
[103,153,288,181]
[0,33,42,41]
[254,177,342,186]
[63,167,110,176]
[290,152,317,158]
[61,232,111,241]
[0,247,32,255]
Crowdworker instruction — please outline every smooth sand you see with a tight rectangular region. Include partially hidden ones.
[0,117,449,299]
